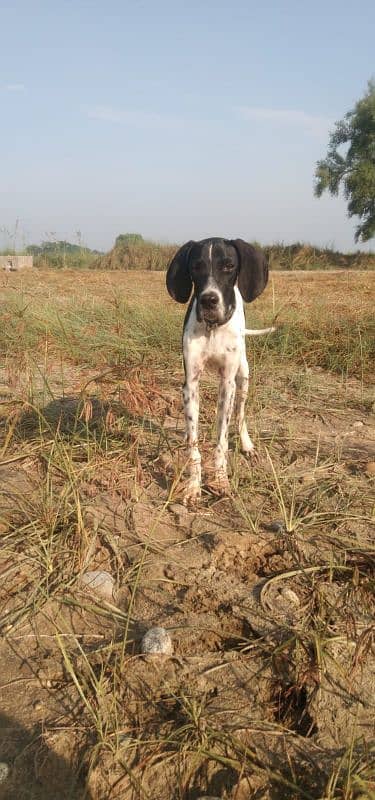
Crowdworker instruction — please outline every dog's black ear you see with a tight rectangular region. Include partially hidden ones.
[166,240,194,303]
[230,239,269,302]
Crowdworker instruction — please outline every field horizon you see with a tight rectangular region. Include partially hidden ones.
[1,234,375,273]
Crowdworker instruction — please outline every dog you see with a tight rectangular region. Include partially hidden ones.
[166,237,274,503]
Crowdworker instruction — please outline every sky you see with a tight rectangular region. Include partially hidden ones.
[1,0,374,252]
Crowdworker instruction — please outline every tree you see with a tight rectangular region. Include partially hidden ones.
[115,233,144,248]
[314,80,375,242]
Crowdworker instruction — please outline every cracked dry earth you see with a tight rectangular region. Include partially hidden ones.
[0,320,375,795]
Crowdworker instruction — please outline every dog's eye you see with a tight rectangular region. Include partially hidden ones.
[221,261,234,271]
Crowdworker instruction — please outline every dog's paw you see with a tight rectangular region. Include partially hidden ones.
[241,447,259,464]
[209,473,231,497]
[183,481,201,507]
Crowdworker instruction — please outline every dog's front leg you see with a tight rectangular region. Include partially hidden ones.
[235,352,256,457]
[182,360,202,504]
[215,366,237,491]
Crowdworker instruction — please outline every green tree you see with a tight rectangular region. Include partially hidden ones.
[115,233,144,248]
[314,80,375,242]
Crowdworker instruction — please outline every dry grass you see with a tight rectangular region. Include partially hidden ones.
[0,269,374,800]
[91,241,375,272]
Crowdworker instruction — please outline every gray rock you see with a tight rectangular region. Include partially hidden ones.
[81,570,114,601]
[141,626,173,656]
[265,519,286,534]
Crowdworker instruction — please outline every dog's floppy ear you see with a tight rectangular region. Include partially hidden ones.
[230,239,269,302]
[166,240,194,303]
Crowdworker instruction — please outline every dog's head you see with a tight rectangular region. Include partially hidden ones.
[166,237,269,326]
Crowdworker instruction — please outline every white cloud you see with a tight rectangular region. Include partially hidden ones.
[85,105,181,130]
[237,106,331,137]
[3,83,26,92]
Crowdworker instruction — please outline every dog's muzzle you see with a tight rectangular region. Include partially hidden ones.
[198,291,224,324]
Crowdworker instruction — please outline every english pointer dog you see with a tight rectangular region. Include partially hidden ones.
[166,237,275,503]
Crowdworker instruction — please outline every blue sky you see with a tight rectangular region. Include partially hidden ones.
[1,0,374,252]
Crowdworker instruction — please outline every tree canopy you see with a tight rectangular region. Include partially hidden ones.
[115,233,144,249]
[314,80,375,242]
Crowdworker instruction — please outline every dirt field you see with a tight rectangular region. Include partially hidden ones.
[0,269,374,799]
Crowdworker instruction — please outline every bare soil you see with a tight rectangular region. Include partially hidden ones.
[0,270,374,799]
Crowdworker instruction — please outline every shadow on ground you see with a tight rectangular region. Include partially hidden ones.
[0,712,91,800]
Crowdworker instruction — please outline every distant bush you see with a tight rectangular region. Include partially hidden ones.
[0,248,17,256]
[26,240,101,270]
[9,235,374,271]
[264,242,375,271]
[115,233,144,248]
[93,236,176,271]
[93,237,375,271]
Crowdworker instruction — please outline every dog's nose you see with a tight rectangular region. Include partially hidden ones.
[200,292,219,309]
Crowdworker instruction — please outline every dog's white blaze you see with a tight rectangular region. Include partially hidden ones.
[200,276,225,320]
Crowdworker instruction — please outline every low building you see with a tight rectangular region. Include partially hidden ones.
[0,255,33,271]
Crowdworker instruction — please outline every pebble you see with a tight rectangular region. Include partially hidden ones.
[353,420,364,428]
[169,502,187,513]
[265,519,286,534]
[280,588,300,607]
[81,570,115,601]
[141,627,173,656]
[0,763,9,783]
[118,734,133,746]
[365,461,375,476]
[168,503,188,517]
[164,564,176,580]
[168,502,189,526]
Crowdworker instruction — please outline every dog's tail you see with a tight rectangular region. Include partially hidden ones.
[243,326,276,336]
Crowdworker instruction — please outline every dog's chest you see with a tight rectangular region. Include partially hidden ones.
[184,316,241,373]
[204,327,240,369]
[183,293,246,374]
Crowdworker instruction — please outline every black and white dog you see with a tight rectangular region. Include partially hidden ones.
[166,237,274,503]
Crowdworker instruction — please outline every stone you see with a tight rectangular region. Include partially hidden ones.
[81,570,114,601]
[265,519,286,534]
[141,627,173,656]
[365,461,375,476]
[168,502,187,515]
[0,763,9,783]
[279,587,300,607]
[168,502,189,525]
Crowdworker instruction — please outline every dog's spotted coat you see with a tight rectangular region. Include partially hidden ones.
[167,237,274,503]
